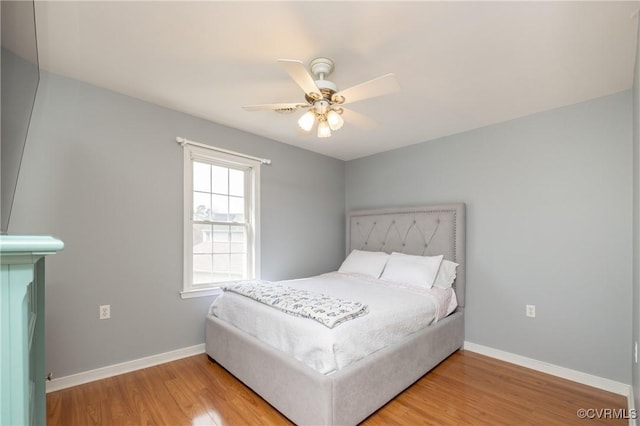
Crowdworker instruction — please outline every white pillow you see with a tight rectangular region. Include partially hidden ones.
[434,259,459,289]
[380,252,443,289]
[338,250,390,279]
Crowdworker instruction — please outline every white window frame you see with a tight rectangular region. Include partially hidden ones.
[181,143,261,299]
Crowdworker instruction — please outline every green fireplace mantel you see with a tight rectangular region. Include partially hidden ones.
[1,235,63,426]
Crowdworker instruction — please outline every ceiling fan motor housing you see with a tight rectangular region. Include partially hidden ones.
[308,57,338,101]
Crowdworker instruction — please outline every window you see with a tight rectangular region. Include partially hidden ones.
[182,143,260,298]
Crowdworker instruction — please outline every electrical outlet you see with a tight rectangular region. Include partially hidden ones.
[526,304,536,318]
[99,305,111,320]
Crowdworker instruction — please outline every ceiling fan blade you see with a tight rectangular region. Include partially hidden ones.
[335,73,399,105]
[341,107,378,130]
[242,102,307,112]
[278,59,321,97]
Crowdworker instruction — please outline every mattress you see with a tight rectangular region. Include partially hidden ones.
[208,271,456,375]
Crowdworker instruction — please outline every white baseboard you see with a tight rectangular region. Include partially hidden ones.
[463,341,630,396]
[46,343,206,393]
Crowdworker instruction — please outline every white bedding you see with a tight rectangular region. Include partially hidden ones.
[209,272,457,375]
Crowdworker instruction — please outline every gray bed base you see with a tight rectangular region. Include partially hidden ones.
[206,309,463,425]
[205,203,466,425]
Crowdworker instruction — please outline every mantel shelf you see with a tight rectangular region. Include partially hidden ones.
[0,235,64,256]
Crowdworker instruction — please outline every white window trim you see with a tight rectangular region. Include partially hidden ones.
[180,141,262,299]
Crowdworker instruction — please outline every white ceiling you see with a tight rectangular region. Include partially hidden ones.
[34,1,639,161]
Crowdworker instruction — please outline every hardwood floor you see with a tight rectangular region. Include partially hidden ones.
[47,350,628,425]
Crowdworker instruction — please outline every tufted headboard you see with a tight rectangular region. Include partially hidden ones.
[347,204,466,308]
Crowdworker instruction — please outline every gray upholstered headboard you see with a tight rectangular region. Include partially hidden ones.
[347,203,466,308]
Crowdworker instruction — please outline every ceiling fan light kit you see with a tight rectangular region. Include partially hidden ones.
[242,57,399,139]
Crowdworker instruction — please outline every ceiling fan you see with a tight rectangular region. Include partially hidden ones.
[242,57,399,138]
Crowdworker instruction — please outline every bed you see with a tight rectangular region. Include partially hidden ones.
[205,203,466,425]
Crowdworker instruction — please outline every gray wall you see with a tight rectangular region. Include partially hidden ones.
[632,20,639,406]
[346,91,633,382]
[9,72,345,378]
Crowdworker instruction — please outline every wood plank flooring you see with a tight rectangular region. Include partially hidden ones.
[47,350,628,425]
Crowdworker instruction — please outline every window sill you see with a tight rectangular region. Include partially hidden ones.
[180,287,223,299]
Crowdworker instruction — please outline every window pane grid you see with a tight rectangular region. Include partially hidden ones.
[185,145,258,294]
[193,161,245,223]
[191,161,248,285]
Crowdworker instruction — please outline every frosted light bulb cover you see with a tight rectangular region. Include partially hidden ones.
[327,110,344,131]
[298,110,316,132]
[317,119,331,138]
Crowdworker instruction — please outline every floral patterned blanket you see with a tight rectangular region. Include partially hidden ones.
[221,280,369,328]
